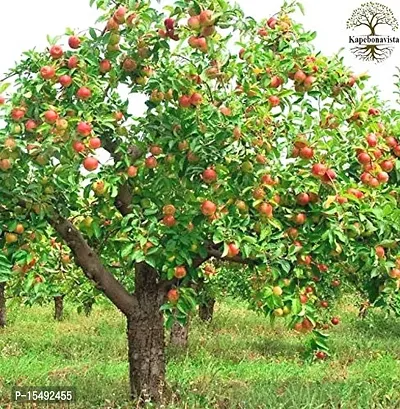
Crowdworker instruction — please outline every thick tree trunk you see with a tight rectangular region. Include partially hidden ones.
[199,298,215,322]
[127,263,165,403]
[0,282,6,328]
[54,296,64,321]
[170,318,189,348]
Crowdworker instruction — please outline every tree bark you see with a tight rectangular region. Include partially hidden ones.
[127,262,165,403]
[54,296,64,321]
[199,298,215,322]
[0,282,6,328]
[170,318,189,348]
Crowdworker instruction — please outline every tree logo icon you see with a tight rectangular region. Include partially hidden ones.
[347,2,399,63]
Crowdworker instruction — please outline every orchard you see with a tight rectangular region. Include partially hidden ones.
[1,0,400,405]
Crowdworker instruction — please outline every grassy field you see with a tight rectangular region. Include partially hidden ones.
[1,299,400,409]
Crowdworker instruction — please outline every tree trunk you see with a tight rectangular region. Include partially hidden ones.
[127,262,165,403]
[0,282,6,328]
[199,298,215,322]
[83,300,94,317]
[54,295,64,321]
[170,318,189,348]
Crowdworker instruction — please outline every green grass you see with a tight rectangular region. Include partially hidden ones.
[1,299,400,408]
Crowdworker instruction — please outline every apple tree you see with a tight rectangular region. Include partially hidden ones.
[1,0,399,402]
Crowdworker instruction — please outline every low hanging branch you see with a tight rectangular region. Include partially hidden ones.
[50,215,136,316]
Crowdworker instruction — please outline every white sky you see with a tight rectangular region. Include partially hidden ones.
[1,0,400,111]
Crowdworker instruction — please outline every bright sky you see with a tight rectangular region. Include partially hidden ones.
[1,0,400,110]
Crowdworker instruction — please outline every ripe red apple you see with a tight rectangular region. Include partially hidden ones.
[89,137,101,149]
[386,136,398,148]
[377,171,389,184]
[59,75,72,87]
[44,110,58,124]
[331,317,340,325]
[113,6,127,24]
[163,204,176,216]
[68,36,81,49]
[312,163,327,177]
[296,193,310,206]
[270,76,282,88]
[163,215,176,227]
[0,95,5,105]
[174,266,187,279]
[268,95,280,107]
[190,92,203,106]
[77,122,92,136]
[99,59,112,73]
[40,65,56,80]
[366,133,377,147]
[357,152,370,165]
[49,45,63,59]
[294,213,306,225]
[294,70,306,83]
[320,300,329,308]
[322,169,336,182]
[127,166,138,178]
[315,351,326,360]
[299,146,314,160]
[373,149,382,160]
[360,172,372,185]
[68,56,79,69]
[83,157,99,171]
[336,195,348,204]
[331,279,341,287]
[267,17,277,29]
[179,95,191,108]
[299,294,308,304]
[202,168,217,183]
[347,188,363,199]
[368,108,379,116]
[145,156,157,169]
[10,107,25,121]
[227,242,240,258]
[164,17,175,30]
[150,145,162,156]
[259,202,273,218]
[201,200,217,216]
[72,140,85,153]
[199,10,214,27]
[368,177,379,188]
[76,87,92,100]
[167,288,179,303]
[25,119,37,132]
[375,246,385,259]
[380,160,394,172]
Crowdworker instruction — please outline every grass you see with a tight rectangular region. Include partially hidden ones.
[1,299,400,408]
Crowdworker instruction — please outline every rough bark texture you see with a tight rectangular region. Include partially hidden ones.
[0,282,6,328]
[54,296,64,321]
[170,318,189,348]
[199,298,215,322]
[127,262,165,403]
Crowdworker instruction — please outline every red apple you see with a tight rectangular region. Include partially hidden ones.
[83,157,99,171]
[72,140,85,153]
[49,45,63,59]
[44,110,58,124]
[201,200,217,216]
[76,87,92,100]
[202,168,217,183]
[68,36,81,49]
[40,66,56,80]
[59,75,72,87]
[77,122,92,136]
[89,138,101,149]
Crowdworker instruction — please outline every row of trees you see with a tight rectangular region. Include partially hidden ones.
[1,0,400,403]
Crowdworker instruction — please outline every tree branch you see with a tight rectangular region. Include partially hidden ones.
[50,215,136,316]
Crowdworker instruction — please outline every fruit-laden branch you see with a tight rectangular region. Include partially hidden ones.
[50,215,136,316]
[102,137,144,216]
